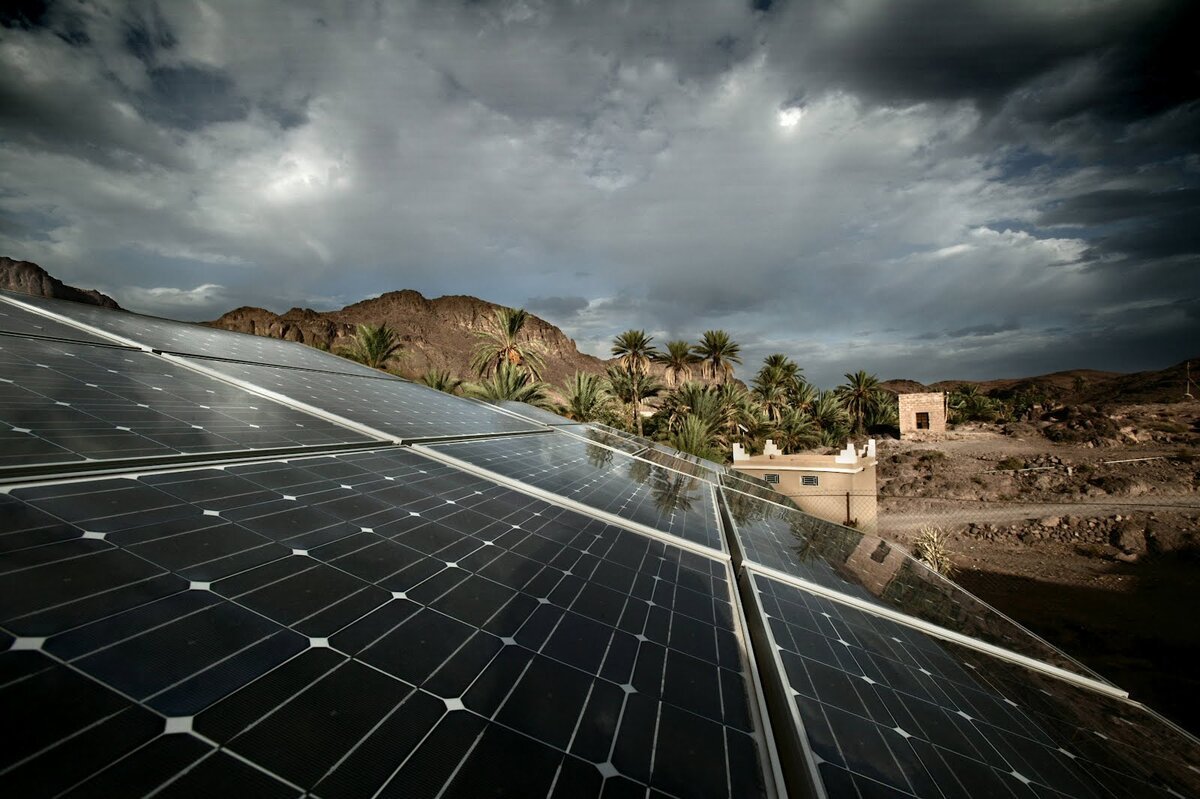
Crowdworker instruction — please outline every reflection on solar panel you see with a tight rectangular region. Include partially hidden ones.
[0,337,372,471]
[426,432,724,552]
[724,492,1103,681]
[0,449,773,797]
[748,572,1200,798]
[0,298,118,344]
[492,399,578,426]
[1,290,391,377]
[176,358,547,441]
[560,423,650,456]
[2,298,1198,798]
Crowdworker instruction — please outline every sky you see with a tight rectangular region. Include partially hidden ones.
[1,0,1197,388]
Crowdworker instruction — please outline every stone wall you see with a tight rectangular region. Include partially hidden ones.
[898,392,946,439]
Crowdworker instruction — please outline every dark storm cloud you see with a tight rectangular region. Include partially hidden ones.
[765,0,1199,123]
[138,65,248,130]
[0,0,1196,388]
[525,295,589,319]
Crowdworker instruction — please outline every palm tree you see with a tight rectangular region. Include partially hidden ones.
[751,378,790,423]
[693,330,742,383]
[612,330,657,377]
[338,323,404,370]
[791,380,818,414]
[653,340,699,388]
[464,362,555,408]
[561,372,613,422]
[811,389,852,447]
[774,407,821,452]
[759,354,802,388]
[420,369,462,394]
[668,415,722,462]
[470,307,547,379]
[836,370,883,435]
[606,364,663,436]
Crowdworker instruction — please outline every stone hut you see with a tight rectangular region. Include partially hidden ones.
[898,392,947,439]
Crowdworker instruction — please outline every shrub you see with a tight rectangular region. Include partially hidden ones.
[913,525,956,577]
[997,457,1025,471]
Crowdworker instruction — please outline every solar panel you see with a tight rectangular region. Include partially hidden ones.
[0,448,776,797]
[0,337,374,472]
[746,571,1200,798]
[0,297,121,345]
[425,431,725,553]
[0,290,392,377]
[560,423,650,456]
[723,492,1105,682]
[173,358,548,442]
[492,399,579,426]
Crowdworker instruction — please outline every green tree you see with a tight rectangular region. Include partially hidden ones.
[606,364,663,436]
[470,307,547,379]
[774,407,822,452]
[420,369,463,394]
[835,370,883,436]
[612,330,658,376]
[668,415,723,462]
[561,371,614,422]
[653,340,700,389]
[338,323,404,370]
[611,330,661,435]
[811,390,852,447]
[693,330,742,383]
[464,362,555,408]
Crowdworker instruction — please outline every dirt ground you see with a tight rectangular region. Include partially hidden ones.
[873,402,1200,734]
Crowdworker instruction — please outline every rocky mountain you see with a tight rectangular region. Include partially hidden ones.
[208,290,610,386]
[881,362,1197,406]
[0,256,121,309]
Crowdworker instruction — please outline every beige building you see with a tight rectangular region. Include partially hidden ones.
[898,392,947,439]
[731,440,878,533]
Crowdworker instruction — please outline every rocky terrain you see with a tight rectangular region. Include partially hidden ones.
[871,402,1199,733]
[208,291,609,386]
[0,257,121,309]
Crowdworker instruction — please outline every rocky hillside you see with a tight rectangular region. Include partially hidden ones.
[882,360,1198,406]
[208,290,609,386]
[0,256,121,309]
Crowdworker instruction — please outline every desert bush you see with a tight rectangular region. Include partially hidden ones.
[913,525,956,577]
[997,457,1025,471]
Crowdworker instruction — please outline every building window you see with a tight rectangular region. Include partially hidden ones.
[764,473,780,484]
[801,475,818,486]
[916,412,930,430]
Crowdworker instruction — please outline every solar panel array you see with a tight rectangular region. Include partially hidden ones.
[1,292,1197,799]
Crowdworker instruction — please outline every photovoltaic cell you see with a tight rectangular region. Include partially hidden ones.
[177,357,547,441]
[428,431,724,552]
[0,337,373,472]
[723,491,1105,682]
[749,572,1200,798]
[492,399,578,426]
[0,290,390,377]
[561,423,651,456]
[0,298,118,345]
[0,448,773,797]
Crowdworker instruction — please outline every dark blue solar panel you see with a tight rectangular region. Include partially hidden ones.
[427,432,724,552]
[177,358,547,441]
[0,337,373,472]
[749,572,1200,798]
[493,399,577,426]
[722,490,1104,681]
[0,449,774,797]
[0,296,119,345]
[1,289,390,377]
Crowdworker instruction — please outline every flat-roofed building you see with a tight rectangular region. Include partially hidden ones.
[898,392,947,439]
[731,439,878,533]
